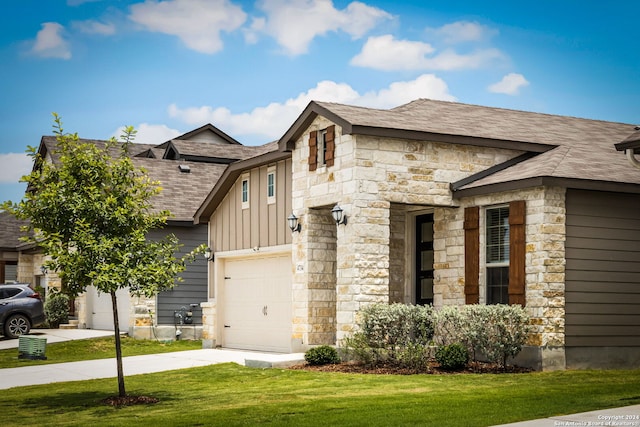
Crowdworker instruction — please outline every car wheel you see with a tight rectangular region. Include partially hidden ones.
[4,314,31,339]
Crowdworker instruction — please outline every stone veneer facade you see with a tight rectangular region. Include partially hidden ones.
[290,116,567,370]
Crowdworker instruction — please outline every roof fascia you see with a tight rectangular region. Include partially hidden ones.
[615,140,640,152]
[450,152,539,192]
[452,177,640,199]
[194,150,290,224]
[166,219,197,227]
[278,101,354,152]
[179,155,238,164]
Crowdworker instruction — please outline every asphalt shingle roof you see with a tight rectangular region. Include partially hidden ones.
[0,212,28,249]
[37,134,279,223]
[310,99,640,190]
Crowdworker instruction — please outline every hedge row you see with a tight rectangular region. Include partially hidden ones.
[340,303,530,370]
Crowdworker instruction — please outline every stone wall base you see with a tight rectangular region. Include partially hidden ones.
[130,325,202,341]
[511,346,566,371]
[566,347,640,370]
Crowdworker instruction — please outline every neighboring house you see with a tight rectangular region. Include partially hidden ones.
[0,212,26,283]
[195,98,640,371]
[16,124,272,338]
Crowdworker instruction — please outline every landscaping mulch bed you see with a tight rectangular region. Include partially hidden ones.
[290,360,532,375]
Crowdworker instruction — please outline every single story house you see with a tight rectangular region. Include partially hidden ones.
[194,98,640,371]
[14,124,273,338]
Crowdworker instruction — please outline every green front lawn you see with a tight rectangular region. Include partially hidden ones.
[0,336,202,368]
[3,363,640,426]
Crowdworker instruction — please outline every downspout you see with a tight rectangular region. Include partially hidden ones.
[626,149,640,169]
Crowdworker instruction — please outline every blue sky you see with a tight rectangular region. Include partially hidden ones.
[1,0,638,203]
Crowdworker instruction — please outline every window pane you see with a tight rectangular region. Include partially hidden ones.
[486,207,509,263]
[267,173,275,198]
[421,221,433,243]
[487,266,509,304]
[420,278,434,300]
[242,180,248,203]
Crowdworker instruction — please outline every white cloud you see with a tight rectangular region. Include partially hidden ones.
[168,75,455,141]
[351,35,434,70]
[247,0,392,55]
[358,74,455,108]
[73,20,116,35]
[129,0,247,54]
[30,22,72,60]
[0,153,33,183]
[351,34,503,71]
[430,21,498,44]
[488,73,530,95]
[112,123,182,144]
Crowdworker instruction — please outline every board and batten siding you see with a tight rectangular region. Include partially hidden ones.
[212,159,292,252]
[565,189,640,347]
[150,225,209,325]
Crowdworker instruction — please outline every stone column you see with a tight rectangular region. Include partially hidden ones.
[336,199,391,343]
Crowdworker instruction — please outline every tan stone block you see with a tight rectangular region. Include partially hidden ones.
[542,273,564,283]
[527,334,543,346]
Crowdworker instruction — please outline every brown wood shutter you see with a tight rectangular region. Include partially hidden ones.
[308,130,317,171]
[464,206,480,304]
[508,200,526,306]
[325,125,335,167]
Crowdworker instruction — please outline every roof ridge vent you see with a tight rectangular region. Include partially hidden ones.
[178,164,191,173]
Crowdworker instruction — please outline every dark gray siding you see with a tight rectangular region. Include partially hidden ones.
[149,225,208,325]
[565,189,640,347]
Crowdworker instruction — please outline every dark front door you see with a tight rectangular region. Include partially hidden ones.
[415,214,434,305]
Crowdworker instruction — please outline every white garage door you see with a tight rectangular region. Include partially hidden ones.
[222,254,292,352]
[86,286,130,332]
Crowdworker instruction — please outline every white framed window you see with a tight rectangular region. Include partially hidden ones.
[267,167,276,204]
[485,205,510,305]
[241,174,249,209]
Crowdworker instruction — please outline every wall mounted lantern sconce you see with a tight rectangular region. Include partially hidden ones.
[203,246,215,262]
[331,204,347,225]
[40,265,48,275]
[287,213,301,233]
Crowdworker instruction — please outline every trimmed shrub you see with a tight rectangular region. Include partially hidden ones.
[44,292,70,328]
[433,304,531,368]
[435,343,469,370]
[305,345,340,366]
[480,304,531,368]
[343,303,435,369]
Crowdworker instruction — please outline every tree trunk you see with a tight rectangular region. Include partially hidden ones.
[111,290,126,397]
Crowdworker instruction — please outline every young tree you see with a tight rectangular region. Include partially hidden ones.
[3,114,202,398]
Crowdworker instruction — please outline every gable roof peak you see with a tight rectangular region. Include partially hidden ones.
[168,123,242,146]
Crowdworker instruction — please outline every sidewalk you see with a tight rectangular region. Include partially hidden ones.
[494,405,640,426]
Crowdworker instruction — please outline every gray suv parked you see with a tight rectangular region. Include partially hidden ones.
[0,284,46,338]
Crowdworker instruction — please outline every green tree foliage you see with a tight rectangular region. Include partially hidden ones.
[3,114,203,397]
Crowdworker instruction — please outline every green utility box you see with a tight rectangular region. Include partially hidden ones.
[18,335,47,360]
